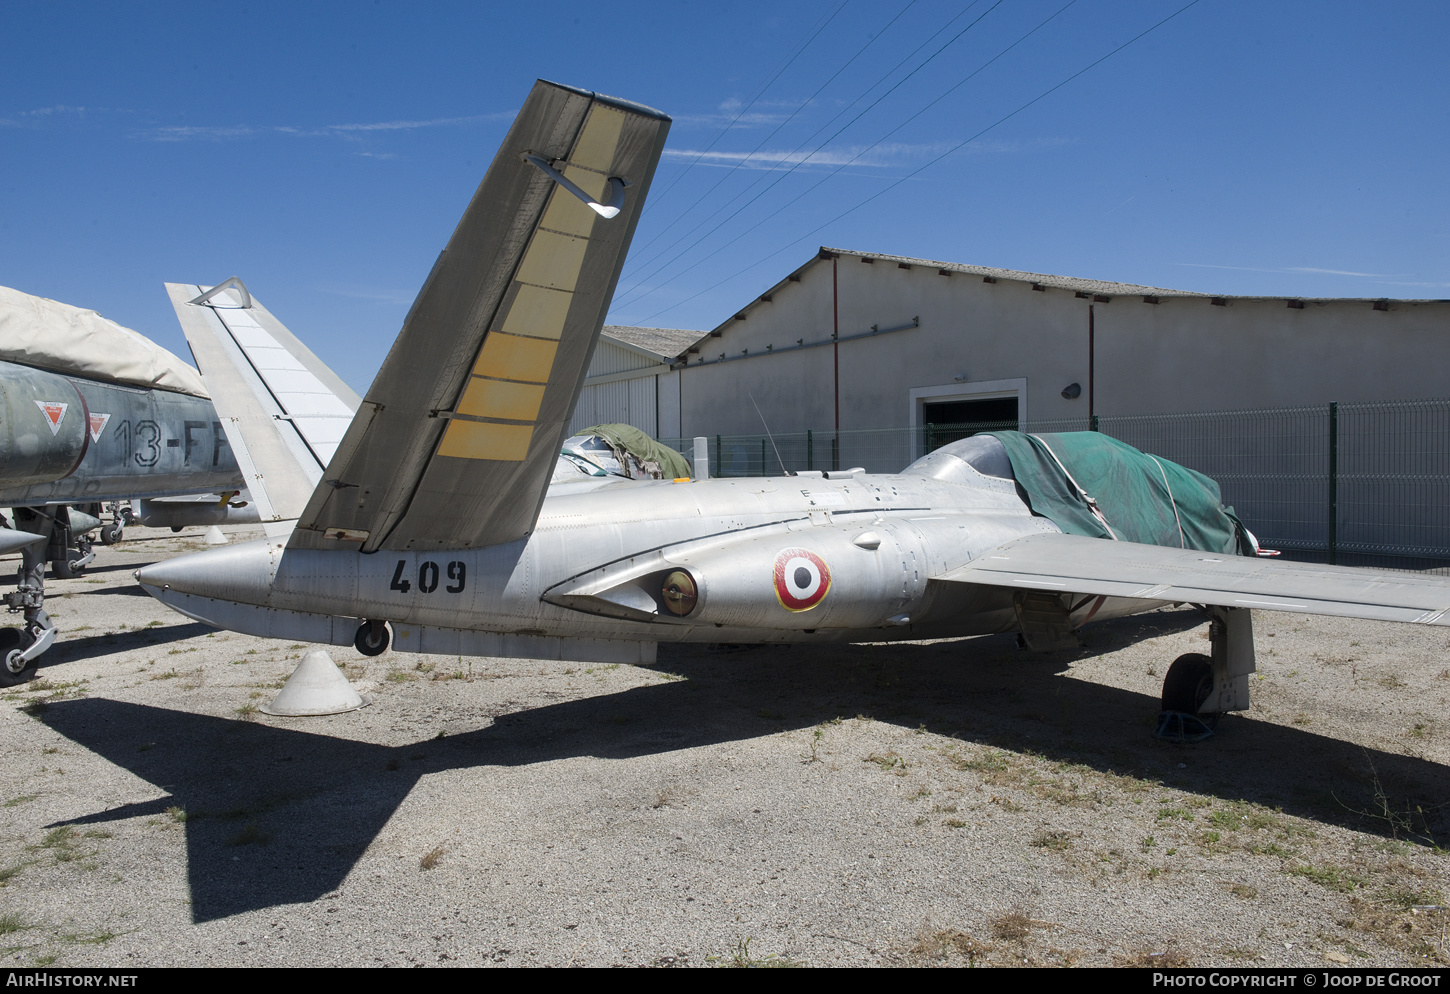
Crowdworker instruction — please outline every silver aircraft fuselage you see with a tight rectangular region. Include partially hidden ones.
[135,458,1159,660]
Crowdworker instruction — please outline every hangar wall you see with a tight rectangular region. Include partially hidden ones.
[668,248,1450,441]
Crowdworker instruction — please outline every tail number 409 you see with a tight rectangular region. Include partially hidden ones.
[390,559,466,594]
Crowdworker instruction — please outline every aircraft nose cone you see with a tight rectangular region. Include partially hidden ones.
[135,539,278,603]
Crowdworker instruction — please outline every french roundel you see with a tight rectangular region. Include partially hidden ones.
[773,548,831,612]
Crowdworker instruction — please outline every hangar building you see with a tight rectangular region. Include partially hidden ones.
[576,247,1448,449]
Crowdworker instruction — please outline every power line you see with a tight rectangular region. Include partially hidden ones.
[616,0,1073,312]
[613,0,1006,311]
[627,0,1205,326]
[623,0,920,266]
[642,2,850,211]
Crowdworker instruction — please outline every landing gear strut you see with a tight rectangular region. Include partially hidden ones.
[0,527,57,686]
[0,505,97,683]
[1154,606,1256,742]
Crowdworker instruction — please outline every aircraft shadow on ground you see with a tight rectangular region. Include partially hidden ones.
[38,608,1448,923]
[41,622,215,664]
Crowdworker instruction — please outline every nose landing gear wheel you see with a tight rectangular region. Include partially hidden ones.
[0,629,37,687]
[354,621,390,657]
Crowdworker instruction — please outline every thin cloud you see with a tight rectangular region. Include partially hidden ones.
[23,105,91,116]
[316,283,416,305]
[662,136,1057,171]
[672,112,793,128]
[663,141,950,170]
[149,124,260,142]
[1176,262,1413,280]
[1286,266,1406,279]
[139,112,512,143]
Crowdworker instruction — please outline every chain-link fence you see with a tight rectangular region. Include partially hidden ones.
[661,399,1450,570]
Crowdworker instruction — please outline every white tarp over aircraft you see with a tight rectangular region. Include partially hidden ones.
[0,285,209,398]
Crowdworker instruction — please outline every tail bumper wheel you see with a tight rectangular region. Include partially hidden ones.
[354,621,390,656]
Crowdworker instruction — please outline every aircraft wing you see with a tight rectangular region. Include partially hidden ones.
[286,80,669,553]
[936,532,1450,625]
[165,282,360,536]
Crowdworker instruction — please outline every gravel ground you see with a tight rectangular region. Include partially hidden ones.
[0,524,1445,968]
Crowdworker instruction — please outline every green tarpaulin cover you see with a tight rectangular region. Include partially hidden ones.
[986,431,1253,556]
[579,424,693,481]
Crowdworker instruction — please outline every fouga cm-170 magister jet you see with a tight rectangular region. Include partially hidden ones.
[136,80,1450,731]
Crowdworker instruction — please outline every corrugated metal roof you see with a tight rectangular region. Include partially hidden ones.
[826,247,1205,298]
[704,246,1448,337]
[601,324,708,360]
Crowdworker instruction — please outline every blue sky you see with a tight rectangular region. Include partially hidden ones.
[3,1,1447,394]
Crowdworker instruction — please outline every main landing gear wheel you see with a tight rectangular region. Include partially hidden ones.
[1156,652,1219,743]
[1161,652,1213,714]
[354,621,390,657]
[99,523,123,545]
[0,629,37,687]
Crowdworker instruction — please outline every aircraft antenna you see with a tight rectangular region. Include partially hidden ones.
[749,390,791,476]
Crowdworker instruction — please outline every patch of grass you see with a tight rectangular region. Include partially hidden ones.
[1117,944,1190,968]
[1031,828,1074,851]
[1157,806,1194,822]
[1376,885,1442,911]
[713,936,804,969]
[420,845,445,870]
[1141,835,1156,851]
[955,749,1012,778]
[385,670,413,683]
[1229,883,1258,899]
[1288,863,1368,893]
[0,913,29,935]
[39,827,75,849]
[908,929,990,965]
[166,806,189,824]
[150,669,179,681]
[234,703,259,719]
[3,794,37,808]
[989,910,1033,943]
[0,862,30,886]
[865,751,906,774]
[943,819,968,829]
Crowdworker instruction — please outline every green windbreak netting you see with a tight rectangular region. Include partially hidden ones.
[985,431,1253,556]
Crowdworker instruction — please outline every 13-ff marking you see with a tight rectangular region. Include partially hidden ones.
[391,560,466,594]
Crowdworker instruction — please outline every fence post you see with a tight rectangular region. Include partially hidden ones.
[1328,402,1338,565]
[1090,413,1099,433]
[831,432,839,472]
[716,434,722,478]
[807,429,814,471]
[761,438,767,476]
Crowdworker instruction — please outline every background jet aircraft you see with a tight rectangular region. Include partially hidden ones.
[138,80,1450,729]
[0,284,245,682]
